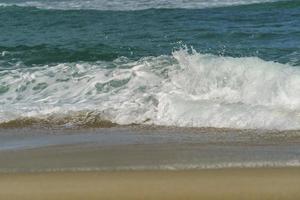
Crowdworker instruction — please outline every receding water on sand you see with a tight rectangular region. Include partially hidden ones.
[0,127,299,172]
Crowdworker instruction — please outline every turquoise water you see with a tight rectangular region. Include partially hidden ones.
[1,1,299,66]
[0,0,300,129]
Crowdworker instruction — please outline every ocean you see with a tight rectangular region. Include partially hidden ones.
[0,0,300,130]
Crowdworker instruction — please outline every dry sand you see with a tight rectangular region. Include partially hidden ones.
[0,168,300,200]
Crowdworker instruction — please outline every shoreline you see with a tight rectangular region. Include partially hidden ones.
[0,165,299,173]
[1,167,300,200]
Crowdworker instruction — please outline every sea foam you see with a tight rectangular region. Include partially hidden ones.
[0,0,279,10]
[1,48,300,130]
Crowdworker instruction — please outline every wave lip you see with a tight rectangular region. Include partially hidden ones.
[1,48,300,130]
[0,0,279,10]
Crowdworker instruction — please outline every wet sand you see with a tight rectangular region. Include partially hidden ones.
[0,127,300,171]
[0,127,300,199]
[1,168,300,200]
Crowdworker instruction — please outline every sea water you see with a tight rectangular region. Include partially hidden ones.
[0,0,300,130]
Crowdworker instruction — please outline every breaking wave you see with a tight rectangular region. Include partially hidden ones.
[1,48,300,130]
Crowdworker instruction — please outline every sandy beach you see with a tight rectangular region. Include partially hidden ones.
[1,168,300,200]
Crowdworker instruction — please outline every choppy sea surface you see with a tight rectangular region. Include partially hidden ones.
[1,0,300,130]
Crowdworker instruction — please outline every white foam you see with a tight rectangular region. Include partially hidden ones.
[1,48,300,130]
[1,160,300,173]
[0,0,279,10]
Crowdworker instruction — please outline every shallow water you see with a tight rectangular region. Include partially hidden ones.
[0,127,299,171]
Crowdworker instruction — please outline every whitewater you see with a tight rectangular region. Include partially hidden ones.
[1,48,300,130]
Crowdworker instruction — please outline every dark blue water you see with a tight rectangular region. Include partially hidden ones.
[0,1,299,67]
